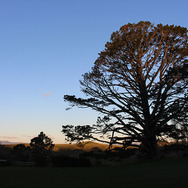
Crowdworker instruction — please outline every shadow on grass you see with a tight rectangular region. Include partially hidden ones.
[0,157,188,188]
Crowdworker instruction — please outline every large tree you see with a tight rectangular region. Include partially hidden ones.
[62,21,188,157]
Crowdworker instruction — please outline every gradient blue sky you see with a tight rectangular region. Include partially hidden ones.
[0,0,187,144]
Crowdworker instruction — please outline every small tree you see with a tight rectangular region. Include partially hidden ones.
[30,132,54,155]
[12,144,31,161]
[62,21,188,158]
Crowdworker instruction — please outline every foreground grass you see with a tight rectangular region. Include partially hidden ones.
[0,158,188,188]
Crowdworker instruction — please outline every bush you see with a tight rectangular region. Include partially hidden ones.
[0,145,11,160]
[11,144,31,162]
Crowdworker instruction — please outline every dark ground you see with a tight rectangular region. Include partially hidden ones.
[0,157,188,188]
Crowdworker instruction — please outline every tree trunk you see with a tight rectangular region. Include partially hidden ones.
[141,129,158,159]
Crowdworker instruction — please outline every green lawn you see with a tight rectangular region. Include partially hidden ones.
[0,158,188,188]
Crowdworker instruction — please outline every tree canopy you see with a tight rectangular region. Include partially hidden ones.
[30,132,54,154]
[62,21,188,157]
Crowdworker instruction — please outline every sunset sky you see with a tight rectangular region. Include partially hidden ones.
[0,0,187,144]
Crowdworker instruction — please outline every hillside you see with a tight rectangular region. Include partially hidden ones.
[3,142,111,152]
[53,142,110,152]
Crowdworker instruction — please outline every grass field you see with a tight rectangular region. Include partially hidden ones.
[0,158,188,188]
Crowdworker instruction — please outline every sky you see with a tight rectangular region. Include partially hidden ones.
[0,0,187,144]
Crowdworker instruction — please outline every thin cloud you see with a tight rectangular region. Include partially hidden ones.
[21,135,33,138]
[0,136,18,140]
[42,92,52,97]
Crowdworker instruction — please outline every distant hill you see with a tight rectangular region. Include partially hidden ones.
[0,140,22,145]
[53,142,110,152]
[3,141,113,151]
[3,141,131,151]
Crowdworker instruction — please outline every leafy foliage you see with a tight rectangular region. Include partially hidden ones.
[12,144,31,161]
[30,132,54,155]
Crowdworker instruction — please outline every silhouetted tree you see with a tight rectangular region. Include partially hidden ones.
[170,104,188,144]
[12,144,31,161]
[30,132,54,155]
[62,21,188,158]
[30,132,54,166]
[13,144,30,152]
[0,144,11,160]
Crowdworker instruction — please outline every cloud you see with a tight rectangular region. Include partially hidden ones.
[42,92,52,97]
[21,135,33,138]
[0,136,18,140]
